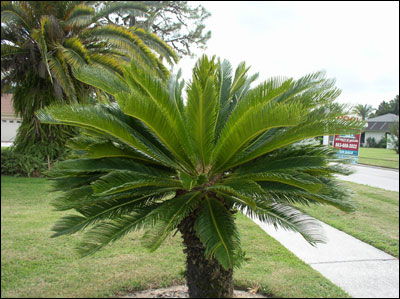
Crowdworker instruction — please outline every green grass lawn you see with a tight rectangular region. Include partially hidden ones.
[1,176,348,298]
[297,181,399,257]
[358,147,399,169]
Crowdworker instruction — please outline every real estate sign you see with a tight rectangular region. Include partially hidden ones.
[333,116,361,163]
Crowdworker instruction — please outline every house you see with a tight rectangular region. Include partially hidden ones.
[1,93,21,144]
[364,113,399,148]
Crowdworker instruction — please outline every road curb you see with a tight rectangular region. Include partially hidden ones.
[357,163,399,172]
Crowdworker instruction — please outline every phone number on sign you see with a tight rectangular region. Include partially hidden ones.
[334,143,358,149]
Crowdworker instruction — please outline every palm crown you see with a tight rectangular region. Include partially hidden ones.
[1,1,178,103]
[37,55,365,270]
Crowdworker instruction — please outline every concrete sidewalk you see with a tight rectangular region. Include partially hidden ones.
[251,217,399,298]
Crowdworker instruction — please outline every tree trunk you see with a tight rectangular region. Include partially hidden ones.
[178,210,234,298]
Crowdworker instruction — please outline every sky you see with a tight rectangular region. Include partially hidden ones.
[176,1,399,108]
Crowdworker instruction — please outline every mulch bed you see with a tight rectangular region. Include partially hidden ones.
[117,285,268,298]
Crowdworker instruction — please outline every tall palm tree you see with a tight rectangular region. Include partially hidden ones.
[37,56,365,298]
[1,1,177,163]
[352,104,375,120]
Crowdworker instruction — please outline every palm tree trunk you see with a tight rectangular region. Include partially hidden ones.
[178,210,234,298]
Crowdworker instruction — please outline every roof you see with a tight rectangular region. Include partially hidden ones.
[365,113,399,132]
[366,122,391,132]
[366,113,399,122]
[1,93,18,118]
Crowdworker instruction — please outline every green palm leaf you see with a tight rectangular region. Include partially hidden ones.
[186,76,218,172]
[142,191,202,251]
[116,61,195,173]
[195,197,242,269]
[72,64,129,96]
[245,202,326,245]
[36,104,179,168]
[76,205,160,256]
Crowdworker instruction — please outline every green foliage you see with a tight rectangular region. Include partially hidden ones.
[37,55,365,271]
[378,136,388,148]
[4,70,77,175]
[388,121,399,154]
[102,1,212,57]
[366,137,387,148]
[1,1,178,167]
[371,95,399,117]
[1,1,177,95]
[195,197,244,269]
[366,137,376,148]
[352,104,375,120]
[1,147,46,177]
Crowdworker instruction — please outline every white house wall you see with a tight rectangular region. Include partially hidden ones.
[1,119,21,142]
[365,131,385,143]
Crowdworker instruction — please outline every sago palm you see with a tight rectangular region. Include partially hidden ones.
[1,1,177,97]
[37,55,365,298]
[1,1,177,162]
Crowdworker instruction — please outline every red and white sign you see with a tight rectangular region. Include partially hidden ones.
[333,134,361,151]
[333,116,362,162]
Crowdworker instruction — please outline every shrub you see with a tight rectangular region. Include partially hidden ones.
[377,136,387,148]
[366,137,377,148]
[1,147,46,177]
[389,121,399,154]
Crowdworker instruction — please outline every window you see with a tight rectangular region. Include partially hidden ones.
[9,120,14,123]
[16,120,21,123]
[2,120,6,123]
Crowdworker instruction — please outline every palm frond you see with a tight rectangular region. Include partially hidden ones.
[167,69,185,116]
[31,28,53,83]
[48,56,75,100]
[36,104,180,168]
[186,75,218,172]
[244,202,326,246]
[89,53,125,75]
[92,2,149,23]
[88,24,168,78]
[61,192,172,238]
[212,97,304,173]
[72,64,129,96]
[131,27,179,64]
[1,1,32,30]
[63,37,91,64]
[81,141,154,162]
[1,44,29,57]
[142,191,202,251]
[48,157,172,177]
[116,61,195,173]
[63,4,94,28]
[229,105,365,169]
[75,204,160,256]
[90,170,179,196]
[195,197,243,269]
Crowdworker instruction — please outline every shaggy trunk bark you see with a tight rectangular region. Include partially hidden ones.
[178,210,234,298]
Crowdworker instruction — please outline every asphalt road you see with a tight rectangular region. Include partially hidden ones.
[337,164,399,192]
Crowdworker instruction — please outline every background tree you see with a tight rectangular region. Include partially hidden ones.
[101,1,212,57]
[388,120,399,154]
[371,95,399,117]
[352,104,375,120]
[1,1,177,166]
[38,56,365,297]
